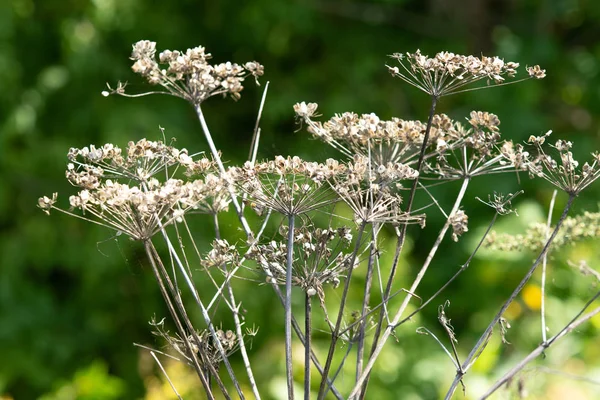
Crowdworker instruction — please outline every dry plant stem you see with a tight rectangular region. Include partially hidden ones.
[143,240,218,400]
[285,214,296,400]
[479,290,600,399]
[150,351,184,400]
[195,104,253,239]
[316,221,368,400]
[357,95,439,398]
[444,194,576,400]
[147,241,235,398]
[196,93,336,397]
[248,82,269,163]
[394,211,499,328]
[227,281,261,400]
[541,190,558,343]
[355,230,378,381]
[212,213,262,400]
[270,281,344,400]
[352,175,470,400]
[156,228,246,399]
[304,292,312,400]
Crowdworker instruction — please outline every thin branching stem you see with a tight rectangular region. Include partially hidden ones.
[195,104,253,239]
[479,290,600,399]
[304,292,312,400]
[394,210,498,328]
[147,240,234,398]
[356,94,439,399]
[316,221,368,400]
[355,228,378,381]
[444,194,576,400]
[143,240,218,400]
[352,174,469,399]
[541,190,558,343]
[150,351,184,400]
[285,214,296,400]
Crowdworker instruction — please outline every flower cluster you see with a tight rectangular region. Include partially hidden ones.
[448,210,469,241]
[387,50,544,97]
[64,139,211,185]
[246,225,357,300]
[229,156,347,216]
[424,111,532,179]
[527,132,600,194]
[38,140,231,240]
[331,155,425,226]
[295,103,467,166]
[104,40,264,104]
[151,317,239,368]
[485,210,600,252]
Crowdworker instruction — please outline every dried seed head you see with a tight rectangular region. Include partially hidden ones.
[106,40,264,105]
[387,50,542,97]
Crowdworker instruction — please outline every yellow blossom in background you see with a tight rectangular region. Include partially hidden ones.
[522,284,542,311]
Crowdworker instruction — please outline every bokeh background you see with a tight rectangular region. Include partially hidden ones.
[1,0,600,399]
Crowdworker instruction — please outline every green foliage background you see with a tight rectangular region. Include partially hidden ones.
[1,0,600,398]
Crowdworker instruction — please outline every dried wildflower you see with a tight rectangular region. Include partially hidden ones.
[296,106,468,167]
[476,191,522,216]
[387,50,542,97]
[332,155,425,226]
[448,210,469,242]
[38,193,58,215]
[229,156,346,216]
[104,40,264,105]
[485,210,600,252]
[203,239,239,268]
[424,111,531,179]
[65,139,209,185]
[293,102,319,119]
[527,65,546,79]
[527,131,600,194]
[151,317,239,367]
[246,225,357,300]
[39,140,229,240]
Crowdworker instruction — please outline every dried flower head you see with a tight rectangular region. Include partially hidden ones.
[387,50,543,97]
[295,104,468,167]
[448,210,469,242]
[151,317,239,368]
[246,225,357,301]
[38,140,230,240]
[527,131,600,194]
[229,156,346,216]
[424,111,532,179]
[332,155,425,226]
[104,40,264,105]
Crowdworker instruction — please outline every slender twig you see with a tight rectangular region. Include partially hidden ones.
[316,222,368,400]
[355,229,377,381]
[150,351,184,400]
[444,194,576,400]
[147,240,234,398]
[352,175,469,399]
[285,214,296,400]
[357,94,438,399]
[479,290,600,399]
[394,210,499,329]
[211,212,262,400]
[304,292,312,400]
[142,240,218,400]
[195,104,253,239]
[541,190,557,343]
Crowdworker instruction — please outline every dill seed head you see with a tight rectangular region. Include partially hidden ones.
[386,50,543,97]
[39,139,230,240]
[105,40,264,105]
